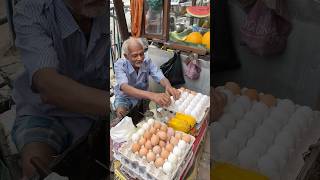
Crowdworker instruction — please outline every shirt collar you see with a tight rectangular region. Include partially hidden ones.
[125,58,148,75]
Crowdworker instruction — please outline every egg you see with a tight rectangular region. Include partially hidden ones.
[236,120,255,137]
[182,134,191,143]
[167,127,175,137]
[246,136,268,156]
[229,102,245,120]
[211,122,227,142]
[154,122,161,129]
[168,153,178,164]
[160,124,168,132]
[218,139,238,161]
[155,157,165,168]
[252,102,269,118]
[145,140,152,150]
[138,137,146,146]
[147,151,156,162]
[259,94,276,107]
[159,140,166,148]
[144,131,152,140]
[165,143,174,152]
[219,113,236,131]
[131,143,140,153]
[274,131,295,149]
[157,131,167,141]
[147,118,155,126]
[142,123,150,130]
[243,111,263,127]
[238,147,260,170]
[267,145,289,170]
[153,145,162,155]
[255,125,275,146]
[137,128,145,136]
[139,147,148,157]
[161,149,170,159]
[225,82,241,95]
[149,127,157,134]
[170,137,179,145]
[163,162,173,174]
[235,96,251,112]
[178,140,187,150]
[258,155,280,179]
[173,146,182,157]
[227,129,247,149]
[180,87,185,91]
[131,133,140,142]
[186,89,191,93]
[175,132,182,139]
[151,135,160,146]
[243,89,258,101]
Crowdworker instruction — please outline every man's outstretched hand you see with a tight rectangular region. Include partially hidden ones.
[152,93,171,107]
[166,86,181,100]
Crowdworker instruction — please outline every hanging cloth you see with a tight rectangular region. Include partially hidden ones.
[130,0,144,37]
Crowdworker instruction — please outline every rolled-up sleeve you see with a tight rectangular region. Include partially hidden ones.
[114,60,129,87]
[149,59,165,83]
[14,8,58,88]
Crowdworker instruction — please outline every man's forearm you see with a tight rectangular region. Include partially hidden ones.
[34,68,108,116]
[120,84,155,101]
[160,78,172,89]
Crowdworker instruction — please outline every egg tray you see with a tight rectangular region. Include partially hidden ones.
[117,134,196,180]
[165,101,210,124]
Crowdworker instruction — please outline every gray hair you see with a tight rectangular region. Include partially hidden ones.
[122,37,145,55]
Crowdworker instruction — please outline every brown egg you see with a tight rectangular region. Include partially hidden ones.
[159,140,166,148]
[243,89,259,101]
[186,89,191,93]
[161,149,170,159]
[180,87,185,91]
[160,124,168,132]
[170,137,179,145]
[191,91,197,95]
[151,135,160,146]
[144,131,152,140]
[149,127,156,134]
[165,143,174,152]
[147,151,156,162]
[138,137,146,146]
[131,143,141,153]
[157,131,167,141]
[225,82,241,95]
[154,122,161,130]
[167,127,175,137]
[145,140,152,150]
[175,132,182,140]
[155,157,165,168]
[152,145,162,155]
[139,147,148,157]
[259,94,276,107]
[182,134,191,143]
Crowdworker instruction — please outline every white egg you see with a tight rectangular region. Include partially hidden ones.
[283,121,302,139]
[221,89,235,105]
[173,146,182,157]
[236,120,255,137]
[274,131,295,149]
[254,125,275,146]
[267,145,289,171]
[190,110,197,118]
[290,112,308,133]
[168,153,178,164]
[211,122,227,142]
[258,155,280,179]
[131,133,140,142]
[163,162,173,174]
[227,129,247,149]
[243,111,263,127]
[238,147,260,170]
[178,140,187,150]
[277,99,295,115]
[262,118,282,133]
[229,102,245,120]
[246,136,268,156]
[137,128,145,136]
[177,106,185,113]
[219,113,237,131]
[269,107,289,126]
[252,102,269,118]
[235,96,252,112]
[142,123,150,130]
[147,119,154,126]
[218,139,239,161]
[175,100,182,106]
[187,94,194,99]
[296,106,313,119]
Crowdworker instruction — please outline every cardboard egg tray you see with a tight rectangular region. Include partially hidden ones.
[117,132,195,180]
[165,94,210,123]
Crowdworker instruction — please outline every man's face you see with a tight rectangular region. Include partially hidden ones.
[65,0,106,18]
[125,44,145,69]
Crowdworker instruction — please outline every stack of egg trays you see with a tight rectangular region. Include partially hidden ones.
[118,135,196,180]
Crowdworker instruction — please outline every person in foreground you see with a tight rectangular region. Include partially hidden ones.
[11,0,108,179]
[114,37,181,118]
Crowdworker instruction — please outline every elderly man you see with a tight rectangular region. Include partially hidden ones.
[114,37,181,118]
[11,0,108,178]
